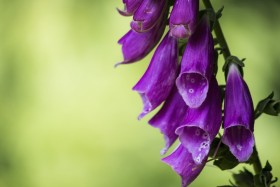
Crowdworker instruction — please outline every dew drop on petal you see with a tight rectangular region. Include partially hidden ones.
[191,78,195,83]
[188,89,194,93]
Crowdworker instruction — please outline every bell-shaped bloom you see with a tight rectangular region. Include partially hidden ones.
[162,144,206,187]
[222,64,255,162]
[169,0,199,39]
[133,32,178,119]
[117,0,142,16]
[176,18,214,108]
[116,12,167,66]
[149,87,189,155]
[131,0,167,32]
[175,77,222,164]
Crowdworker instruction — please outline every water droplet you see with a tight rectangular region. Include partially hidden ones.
[188,89,194,93]
[186,74,190,80]
[191,78,195,83]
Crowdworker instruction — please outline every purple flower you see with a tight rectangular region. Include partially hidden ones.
[176,18,214,108]
[133,32,178,119]
[222,64,255,162]
[162,144,206,187]
[117,0,142,16]
[116,13,166,66]
[149,87,189,155]
[131,0,167,32]
[169,0,199,39]
[175,77,222,164]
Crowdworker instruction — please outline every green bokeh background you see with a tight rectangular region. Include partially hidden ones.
[0,0,279,187]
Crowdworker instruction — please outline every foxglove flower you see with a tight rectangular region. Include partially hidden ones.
[131,0,167,32]
[149,87,189,155]
[169,0,199,39]
[176,17,214,108]
[162,144,206,187]
[176,77,222,164]
[117,0,142,16]
[116,12,166,66]
[133,32,178,119]
[222,64,255,162]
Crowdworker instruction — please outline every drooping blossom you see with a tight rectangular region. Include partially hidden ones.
[162,144,206,187]
[176,77,222,164]
[169,0,199,39]
[149,87,189,155]
[133,32,178,119]
[222,63,255,162]
[131,0,167,32]
[116,10,167,66]
[117,0,142,16]
[176,17,214,108]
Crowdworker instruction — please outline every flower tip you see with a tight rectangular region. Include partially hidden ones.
[114,62,122,68]
[130,20,144,32]
[137,112,147,120]
[160,147,168,155]
[170,25,191,39]
[116,7,132,16]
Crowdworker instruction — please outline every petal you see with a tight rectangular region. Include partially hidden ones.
[176,77,222,164]
[133,32,178,119]
[224,64,254,130]
[176,17,214,108]
[162,144,206,187]
[131,0,167,32]
[149,87,189,155]
[117,13,166,66]
[169,0,199,39]
[222,64,255,162]
[222,126,254,162]
[117,0,142,16]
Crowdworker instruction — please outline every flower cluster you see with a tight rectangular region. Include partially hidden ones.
[117,0,255,186]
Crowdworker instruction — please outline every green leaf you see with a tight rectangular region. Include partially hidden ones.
[213,153,239,170]
[254,92,280,119]
[222,56,245,77]
[263,161,272,172]
[232,168,254,187]
[216,6,224,19]
[263,100,280,116]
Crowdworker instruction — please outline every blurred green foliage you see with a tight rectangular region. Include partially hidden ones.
[0,0,279,187]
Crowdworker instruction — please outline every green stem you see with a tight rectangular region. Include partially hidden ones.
[253,146,263,174]
[202,0,263,175]
[202,0,231,60]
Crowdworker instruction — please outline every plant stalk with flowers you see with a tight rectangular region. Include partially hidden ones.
[116,0,280,186]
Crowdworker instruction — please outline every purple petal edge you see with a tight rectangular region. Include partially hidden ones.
[162,144,206,187]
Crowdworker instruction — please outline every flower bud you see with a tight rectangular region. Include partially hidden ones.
[131,0,167,32]
[169,0,199,39]
[222,64,255,162]
[176,77,222,164]
[149,87,189,155]
[117,10,167,66]
[133,32,178,119]
[176,18,214,108]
